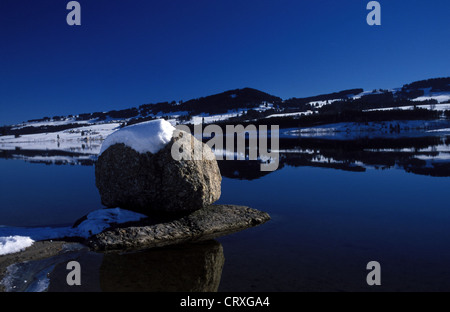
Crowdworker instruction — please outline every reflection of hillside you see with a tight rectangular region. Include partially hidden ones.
[217,160,275,180]
[405,162,450,177]
[218,136,450,178]
[0,148,96,166]
[1,135,450,178]
[279,136,450,177]
[280,152,366,172]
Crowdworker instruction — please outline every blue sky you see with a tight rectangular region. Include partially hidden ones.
[1,0,449,125]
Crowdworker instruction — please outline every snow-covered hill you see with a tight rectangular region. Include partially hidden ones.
[1,77,449,158]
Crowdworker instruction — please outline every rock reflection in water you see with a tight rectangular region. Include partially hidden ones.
[99,240,225,292]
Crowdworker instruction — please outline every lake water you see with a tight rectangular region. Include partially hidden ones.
[1,134,450,291]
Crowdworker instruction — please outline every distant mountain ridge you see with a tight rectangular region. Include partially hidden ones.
[1,77,449,137]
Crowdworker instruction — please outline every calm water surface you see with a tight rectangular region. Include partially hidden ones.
[1,136,450,291]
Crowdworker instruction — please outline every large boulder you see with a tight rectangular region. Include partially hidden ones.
[95,120,222,215]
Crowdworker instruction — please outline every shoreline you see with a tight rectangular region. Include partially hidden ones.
[0,240,75,292]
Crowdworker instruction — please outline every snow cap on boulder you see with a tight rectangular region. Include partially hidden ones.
[100,119,175,155]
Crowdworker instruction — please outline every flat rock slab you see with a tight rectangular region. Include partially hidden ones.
[87,205,270,252]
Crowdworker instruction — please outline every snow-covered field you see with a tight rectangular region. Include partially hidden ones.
[411,88,450,104]
[265,110,314,118]
[352,87,450,104]
[0,123,121,154]
[187,103,275,124]
[265,89,450,117]
[189,112,242,125]
[308,99,343,108]
[11,117,92,130]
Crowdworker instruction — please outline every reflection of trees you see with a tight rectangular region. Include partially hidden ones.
[0,149,96,166]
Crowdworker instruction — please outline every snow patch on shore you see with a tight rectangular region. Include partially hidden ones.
[0,236,35,256]
[0,208,146,256]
